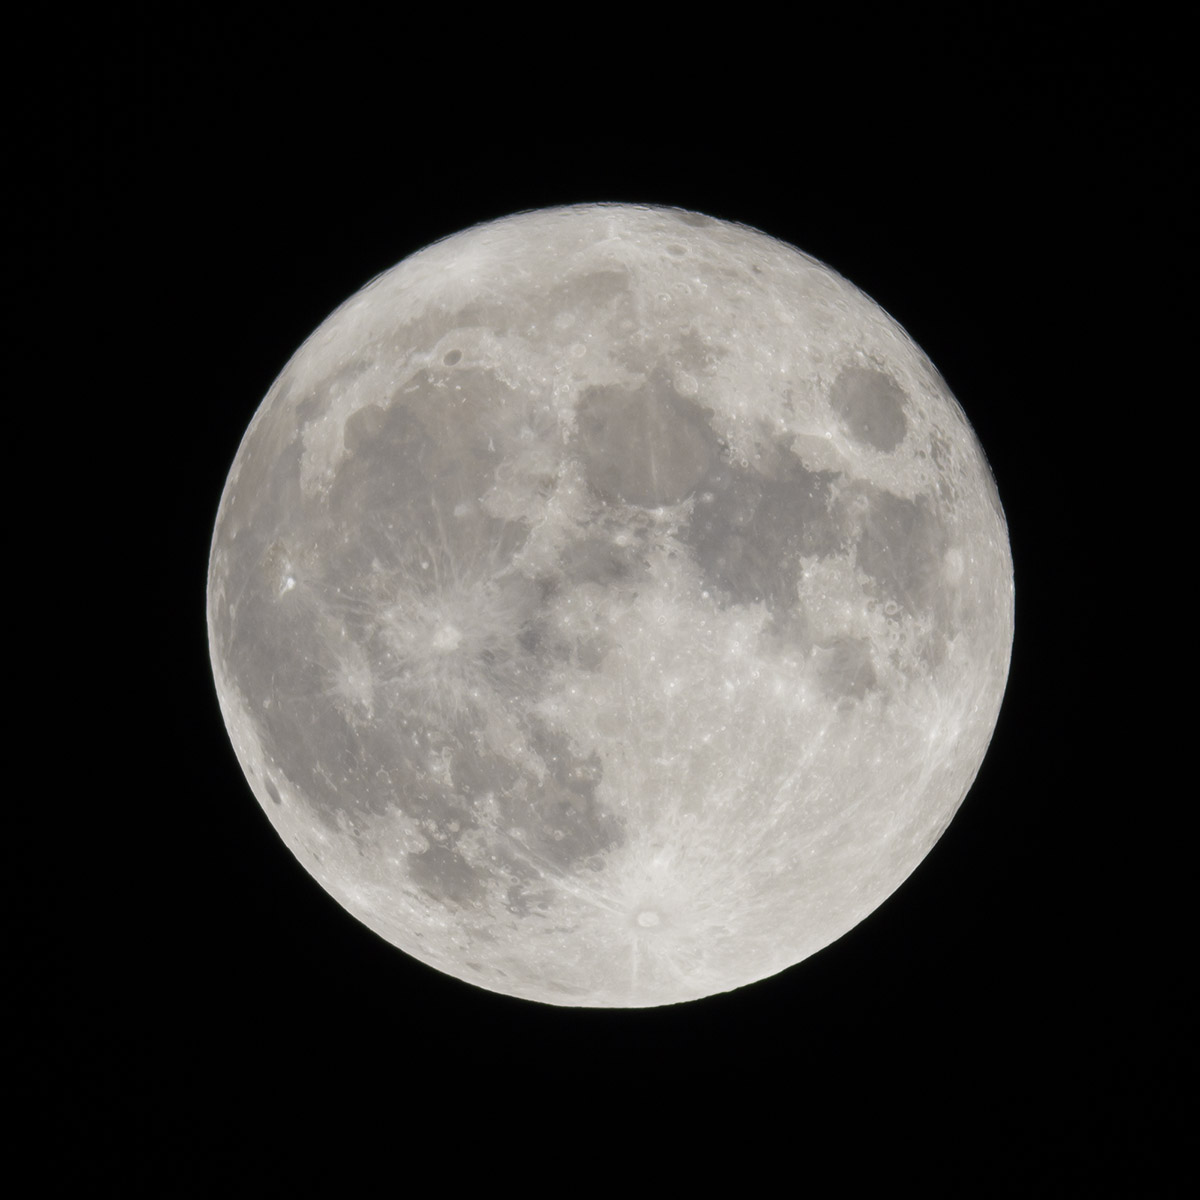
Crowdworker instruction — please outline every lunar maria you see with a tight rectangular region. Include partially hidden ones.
[207,203,1014,1007]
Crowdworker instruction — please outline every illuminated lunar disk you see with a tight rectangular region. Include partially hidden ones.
[207,204,1013,1007]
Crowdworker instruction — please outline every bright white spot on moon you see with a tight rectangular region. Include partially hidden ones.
[432,625,462,652]
[207,203,1014,1008]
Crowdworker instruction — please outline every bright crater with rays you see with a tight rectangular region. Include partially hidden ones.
[208,203,1013,1007]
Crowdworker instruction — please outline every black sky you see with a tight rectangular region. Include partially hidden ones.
[26,7,1186,1193]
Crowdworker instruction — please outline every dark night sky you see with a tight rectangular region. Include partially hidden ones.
[25,7,1186,1192]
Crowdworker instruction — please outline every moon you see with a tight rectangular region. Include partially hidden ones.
[207,203,1013,1007]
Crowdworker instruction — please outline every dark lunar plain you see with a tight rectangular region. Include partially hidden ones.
[21,7,1187,1194]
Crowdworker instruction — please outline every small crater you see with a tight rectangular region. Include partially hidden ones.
[264,779,282,806]
[666,243,687,257]
[442,350,462,366]
[636,910,661,928]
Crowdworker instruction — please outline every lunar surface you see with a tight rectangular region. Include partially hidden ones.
[207,204,1013,1007]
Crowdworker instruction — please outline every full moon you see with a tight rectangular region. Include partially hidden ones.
[207,203,1013,1007]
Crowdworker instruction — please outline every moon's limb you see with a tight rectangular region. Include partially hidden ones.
[208,204,1013,1007]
